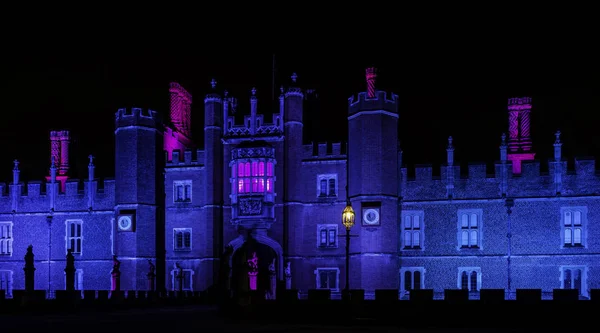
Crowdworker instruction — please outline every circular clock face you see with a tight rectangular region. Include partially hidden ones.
[118,216,132,230]
[363,208,380,225]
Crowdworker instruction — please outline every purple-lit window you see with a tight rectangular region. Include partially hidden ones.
[235,160,274,194]
[0,223,13,255]
[66,220,82,254]
[317,225,338,248]
[403,214,422,249]
[563,210,583,247]
[173,228,192,251]
[460,213,479,248]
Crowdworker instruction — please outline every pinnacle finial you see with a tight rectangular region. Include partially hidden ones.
[280,85,284,94]
[501,133,507,145]
[88,155,94,166]
[291,72,298,83]
[13,159,19,170]
[251,87,256,96]
[555,130,561,144]
[51,156,56,169]
[210,78,217,89]
[447,136,453,148]
[224,90,229,97]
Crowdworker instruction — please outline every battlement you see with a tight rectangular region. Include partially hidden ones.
[507,97,532,111]
[348,91,399,116]
[401,156,600,200]
[302,142,346,160]
[165,149,204,166]
[0,178,115,213]
[115,108,162,129]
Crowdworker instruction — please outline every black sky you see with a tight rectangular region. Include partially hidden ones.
[1,50,599,183]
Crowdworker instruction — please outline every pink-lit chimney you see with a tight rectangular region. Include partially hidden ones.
[50,130,70,176]
[169,82,193,139]
[48,130,70,192]
[366,67,377,98]
[506,97,535,174]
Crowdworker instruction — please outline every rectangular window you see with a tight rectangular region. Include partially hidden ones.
[315,268,339,292]
[172,268,194,291]
[457,209,482,249]
[401,211,424,250]
[0,270,13,297]
[561,207,586,248]
[173,180,192,203]
[458,267,481,292]
[173,228,192,251]
[317,224,338,248]
[317,174,337,197]
[400,267,425,298]
[560,266,587,297]
[0,222,13,256]
[66,220,83,254]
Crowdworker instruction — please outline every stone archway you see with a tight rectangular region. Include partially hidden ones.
[228,233,283,298]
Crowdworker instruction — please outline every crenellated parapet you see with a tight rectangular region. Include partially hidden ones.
[165,149,204,167]
[115,108,162,130]
[348,91,399,117]
[402,158,600,201]
[301,142,346,161]
[0,178,115,213]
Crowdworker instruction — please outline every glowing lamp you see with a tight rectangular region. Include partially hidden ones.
[342,202,355,230]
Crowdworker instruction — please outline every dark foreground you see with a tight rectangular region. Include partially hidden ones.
[0,300,589,332]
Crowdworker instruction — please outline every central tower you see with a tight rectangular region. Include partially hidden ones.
[347,68,400,293]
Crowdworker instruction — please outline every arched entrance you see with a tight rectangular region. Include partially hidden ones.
[228,233,283,299]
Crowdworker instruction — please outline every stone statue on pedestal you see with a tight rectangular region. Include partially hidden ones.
[284,261,292,290]
[111,255,121,291]
[23,245,35,292]
[147,260,156,291]
[65,249,76,291]
[175,262,184,293]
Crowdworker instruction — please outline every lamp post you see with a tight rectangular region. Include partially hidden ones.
[341,195,355,299]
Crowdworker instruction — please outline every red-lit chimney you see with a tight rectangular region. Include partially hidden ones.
[366,67,377,98]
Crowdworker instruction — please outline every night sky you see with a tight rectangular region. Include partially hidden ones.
[1,51,599,183]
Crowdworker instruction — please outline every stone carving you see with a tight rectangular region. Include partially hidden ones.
[238,197,262,216]
[284,261,291,277]
[247,252,258,275]
[231,147,275,159]
[269,258,276,275]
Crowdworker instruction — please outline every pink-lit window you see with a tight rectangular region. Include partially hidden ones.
[234,160,275,194]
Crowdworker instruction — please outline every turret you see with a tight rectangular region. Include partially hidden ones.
[552,130,563,195]
[203,79,224,280]
[114,107,164,291]
[347,67,399,293]
[283,73,304,202]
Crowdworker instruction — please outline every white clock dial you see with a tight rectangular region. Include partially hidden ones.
[118,215,132,231]
[363,208,380,225]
